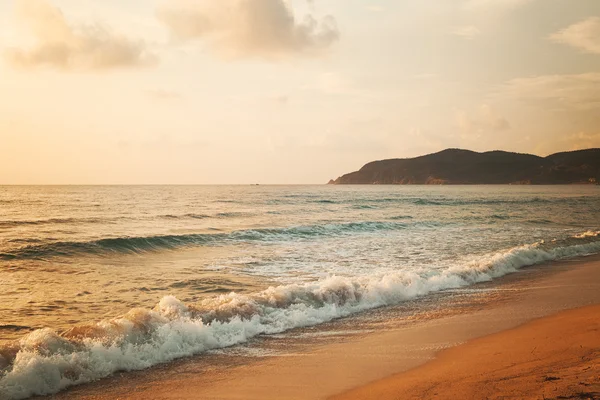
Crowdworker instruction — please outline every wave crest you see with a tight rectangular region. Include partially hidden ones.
[1,234,599,399]
[0,221,415,261]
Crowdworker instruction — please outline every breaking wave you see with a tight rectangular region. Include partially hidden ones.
[1,234,599,399]
[0,221,421,261]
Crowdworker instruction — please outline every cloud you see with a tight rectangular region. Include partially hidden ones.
[550,17,600,55]
[498,73,600,110]
[452,25,481,39]
[456,104,510,139]
[156,0,339,60]
[4,0,157,71]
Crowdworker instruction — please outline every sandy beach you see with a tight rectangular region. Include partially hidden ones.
[47,255,600,400]
[334,305,600,400]
[4,0,600,397]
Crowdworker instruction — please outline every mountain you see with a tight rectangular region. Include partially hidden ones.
[328,149,600,185]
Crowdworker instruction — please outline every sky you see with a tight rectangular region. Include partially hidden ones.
[1,0,599,184]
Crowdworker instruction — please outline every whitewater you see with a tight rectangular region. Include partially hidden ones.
[0,185,599,399]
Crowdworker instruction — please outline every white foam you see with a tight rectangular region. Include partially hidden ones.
[573,230,600,239]
[1,236,600,399]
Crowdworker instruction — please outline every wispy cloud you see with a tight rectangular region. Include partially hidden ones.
[498,73,600,110]
[156,0,339,60]
[4,0,157,71]
[550,17,600,55]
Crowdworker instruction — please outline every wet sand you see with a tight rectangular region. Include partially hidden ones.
[49,256,600,400]
[334,304,600,400]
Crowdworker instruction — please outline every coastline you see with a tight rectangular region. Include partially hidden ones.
[47,254,600,400]
[333,304,600,400]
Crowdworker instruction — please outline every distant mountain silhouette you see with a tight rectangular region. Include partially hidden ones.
[328,149,600,185]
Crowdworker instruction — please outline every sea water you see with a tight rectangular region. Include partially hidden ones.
[0,185,599,399]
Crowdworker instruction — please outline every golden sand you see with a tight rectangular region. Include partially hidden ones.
[334,305,600,400]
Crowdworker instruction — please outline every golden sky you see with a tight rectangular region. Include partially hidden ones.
[1,0,599,184]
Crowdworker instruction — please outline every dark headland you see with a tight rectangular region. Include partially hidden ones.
[329,148,600,185]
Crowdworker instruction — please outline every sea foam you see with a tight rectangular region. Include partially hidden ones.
[1,235,600,399]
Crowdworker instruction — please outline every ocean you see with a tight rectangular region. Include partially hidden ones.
[1,185,599,399]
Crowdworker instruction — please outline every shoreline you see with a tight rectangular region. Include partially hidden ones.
[46,254,600,400]
[333,304,600,400]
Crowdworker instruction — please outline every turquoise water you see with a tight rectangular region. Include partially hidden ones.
[0,185,599,399]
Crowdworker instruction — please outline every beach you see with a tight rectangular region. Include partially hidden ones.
[47,255,600,400]
[335,305,600,400]
[2,186,599,399]
[3,0,600,397]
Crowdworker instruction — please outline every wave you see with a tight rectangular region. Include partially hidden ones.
[307,196,593,207]
[351,204,377,210]
[411,197,555,206]
[298,197,568,208]
[168,278,248,294]
[0,211,251,229]
[389,215,414,220]
[160,212,251,220]
[573,230,600,239]
[216,212,250,218]
[0,218,106,228]
[1,234,599,399]
[0,221,414,261]
[0,325,30,332]
[526,218,554,224]
[160,213,210,220]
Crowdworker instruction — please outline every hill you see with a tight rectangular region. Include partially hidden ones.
[328,149,600,185]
